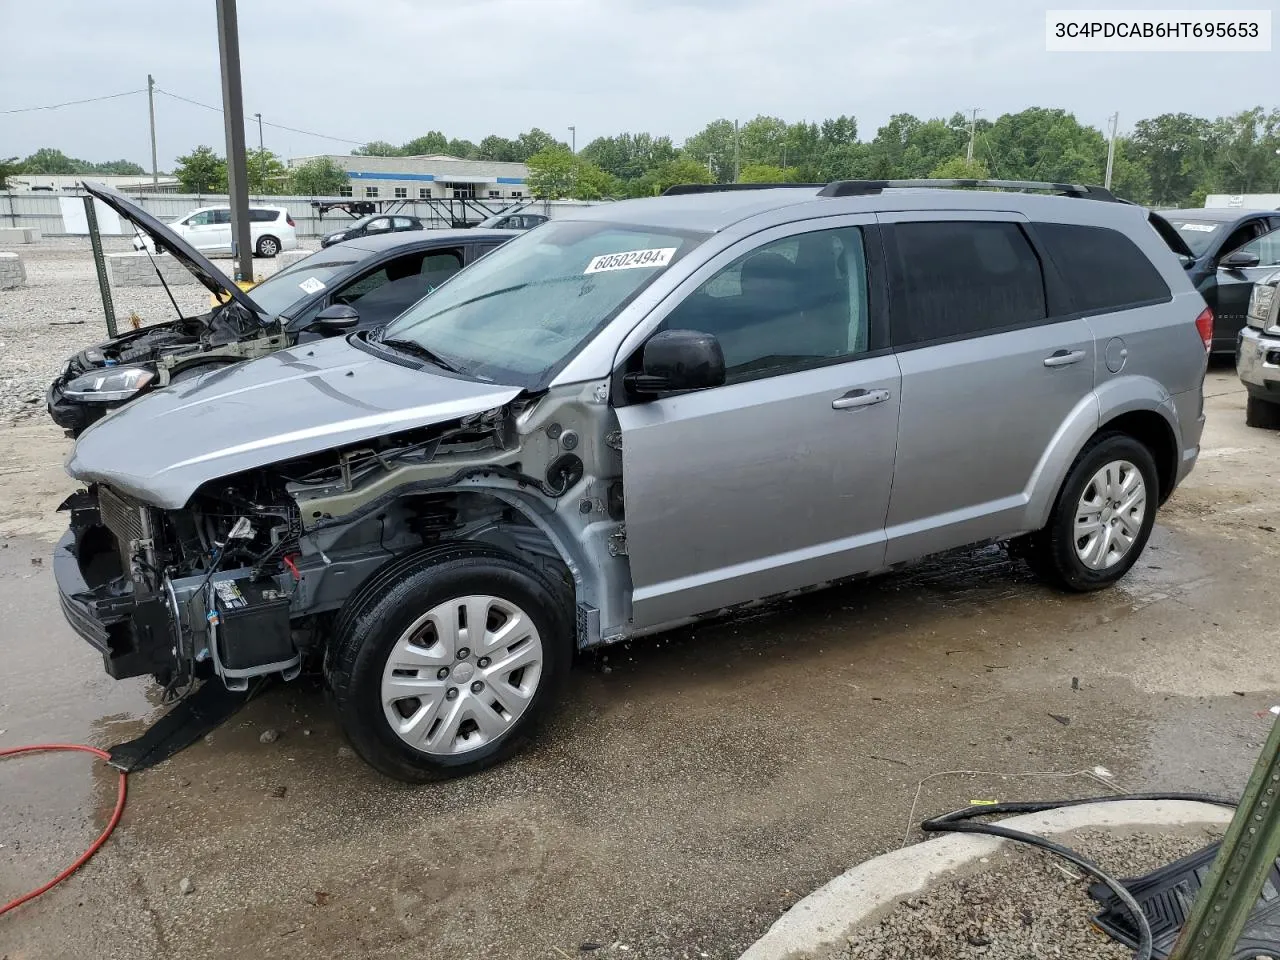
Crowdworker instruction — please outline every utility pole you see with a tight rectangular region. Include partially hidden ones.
[568,125,575,154]
[147,74,158,188]
[216,0,253,282]
[1104,112,1119,189]
[254,112,263,152]
[708,153,717,180]
[966,108,981,163]
[733,119,740,182]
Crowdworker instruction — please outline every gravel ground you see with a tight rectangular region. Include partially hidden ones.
[0,236,317,423]
[828,828,1224,960]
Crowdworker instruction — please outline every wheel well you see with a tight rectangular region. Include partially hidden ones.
[1098,410,1177,502]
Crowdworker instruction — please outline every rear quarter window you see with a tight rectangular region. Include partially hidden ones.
[1035,222,1171,313]
[249,209,281,223]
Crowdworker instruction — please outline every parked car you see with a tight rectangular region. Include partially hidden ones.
[476,211,549,230]
[321,214,424,248]
[1149,207,1280,354]
[49,181,516,436]
[133,204,299,258]
[55,179,1206,782]
[1235,269,1280,426]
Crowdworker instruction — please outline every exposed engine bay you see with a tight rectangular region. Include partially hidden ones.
[57,388,624,695]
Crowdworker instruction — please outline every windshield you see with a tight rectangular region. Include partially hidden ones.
[381,220,707,387]
[1161,217,1223,257]
[243,253,358,317]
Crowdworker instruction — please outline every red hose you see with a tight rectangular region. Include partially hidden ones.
[0,744,128,918]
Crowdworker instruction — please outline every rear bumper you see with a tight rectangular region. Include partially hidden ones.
[1237,327,1280,401]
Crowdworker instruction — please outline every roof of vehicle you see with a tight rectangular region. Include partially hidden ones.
[564,185,1155,234]
[1155,207,1275,221]
[331,227,519,255]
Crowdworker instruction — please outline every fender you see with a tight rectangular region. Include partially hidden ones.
[1022,375,1180,531]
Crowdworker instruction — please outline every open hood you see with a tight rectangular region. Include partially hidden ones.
[1147,210,1196,260]
[81,180,265,318]
[65,335,522,509]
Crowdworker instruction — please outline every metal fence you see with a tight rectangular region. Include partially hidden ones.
[0,191,608,238]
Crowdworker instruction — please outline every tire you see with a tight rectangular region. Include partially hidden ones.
[1025,433,1159,592]
[255,235,280,258]
[1245,396,1280,429]
[327,543,573,782]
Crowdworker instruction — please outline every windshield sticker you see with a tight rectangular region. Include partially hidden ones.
[298,277,326,294]
[1179,223,1218,232]
[584,247,677,274]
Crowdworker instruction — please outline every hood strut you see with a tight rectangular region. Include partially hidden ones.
[132,223,185,321]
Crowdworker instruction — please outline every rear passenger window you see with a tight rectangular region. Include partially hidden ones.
[888,221,1046,347]
[1036,222,1170,313]
[249,209,279,223]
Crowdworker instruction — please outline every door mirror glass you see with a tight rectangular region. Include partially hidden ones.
[626,330,725,395]
[305,303,360,333]
[1222,250,1262,270]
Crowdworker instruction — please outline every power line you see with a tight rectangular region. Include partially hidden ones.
[155,87,366,147]
[0,89,145,115]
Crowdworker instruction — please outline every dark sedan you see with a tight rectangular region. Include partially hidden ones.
[1151,207,1280,354]
[321,213,425,248]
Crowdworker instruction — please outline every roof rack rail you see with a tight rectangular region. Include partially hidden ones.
[662,183,823,196]
[817,179,1119,202]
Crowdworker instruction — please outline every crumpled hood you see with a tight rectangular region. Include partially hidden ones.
[66,336,522,509]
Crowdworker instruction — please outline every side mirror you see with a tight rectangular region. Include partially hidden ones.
[1221,250,1261,270]
[625,330,725,396]
[305,303,359,334]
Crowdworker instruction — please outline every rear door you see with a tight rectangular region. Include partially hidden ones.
[879,213,1096,564]
[208,209,233,253]
[615,216,901,629]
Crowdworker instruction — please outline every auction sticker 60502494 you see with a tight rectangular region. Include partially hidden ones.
[584,247,677,274]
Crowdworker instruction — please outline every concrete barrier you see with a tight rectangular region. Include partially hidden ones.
[0,227,40,245]
[273,249,311,271]
[0,252,25,289]
[106,252,201,288]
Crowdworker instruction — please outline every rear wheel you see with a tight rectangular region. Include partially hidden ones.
[1246,395,1280,429]
[255,235,280,258]
[327,543,573,782]
[1025,433,1158,592]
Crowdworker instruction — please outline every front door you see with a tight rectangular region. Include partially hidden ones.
[1212,224,1280,349]
[878,213,1096,563]
[615,217,901,629]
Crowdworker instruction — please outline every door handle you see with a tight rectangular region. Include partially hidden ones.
[832,388,891,410]
[1043,349,1086,368]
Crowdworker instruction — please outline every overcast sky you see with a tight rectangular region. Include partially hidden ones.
[1,0,1273,170]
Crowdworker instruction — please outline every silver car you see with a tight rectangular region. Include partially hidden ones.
[54,179,1208,781]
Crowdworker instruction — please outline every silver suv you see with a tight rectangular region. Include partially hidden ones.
[54,179,1208,781]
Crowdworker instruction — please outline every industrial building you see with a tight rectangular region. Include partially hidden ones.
[288,154,530,201]
[4,173,181,194]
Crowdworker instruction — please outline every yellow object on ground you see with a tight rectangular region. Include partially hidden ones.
[211,277,262,306]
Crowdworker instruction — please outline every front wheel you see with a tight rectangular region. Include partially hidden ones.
[1246,395,1280,429]
[255,235,280,258]
[1024,433,1159,592]
[327,544,573,782]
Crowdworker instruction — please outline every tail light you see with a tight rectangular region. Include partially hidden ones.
[1194,306,1213,353]
[286,214,295,227]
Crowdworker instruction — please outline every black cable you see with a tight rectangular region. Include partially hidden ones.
[0,88,144,114]
[920,792,1238,960]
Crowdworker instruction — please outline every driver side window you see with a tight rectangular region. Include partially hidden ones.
[186,211,213,226]
[1233,226,1280,268]
[1220,220,1267,261]
[659,226,871,384]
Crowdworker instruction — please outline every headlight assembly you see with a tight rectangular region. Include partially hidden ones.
[62,364,156,402]
[1248,276,1279,331]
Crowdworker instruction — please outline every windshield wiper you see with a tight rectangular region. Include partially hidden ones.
[379,336,462,373]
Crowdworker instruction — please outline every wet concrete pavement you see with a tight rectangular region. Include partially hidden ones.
[2,367,1279,960]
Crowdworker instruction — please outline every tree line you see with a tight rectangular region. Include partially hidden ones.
[6,106,1277,207]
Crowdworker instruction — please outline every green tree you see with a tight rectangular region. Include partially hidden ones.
[814,142,874,182]
[820,115,858,147]
[174,145,227,193]
[517,128,569,161]
[352,140,400,157]
[446,138,479,159]
[572,160,617,200]
[927,156,991,179]
[246,148,288,194]
[89,159,146,175]
[681,119,737,182]
[20,147,78,174]
[1208,108,1280,194]
[977,108,1106,184]
[477,135,521,162]
[630,156,714,196]
[527,147,578,198]
[400,131,450,155]
[580,132,676,181]
[738,115,789,168]
[0,157,20,189]
[1129,113,1216,206]
[289,156,348,196]
[737,163,795,183]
